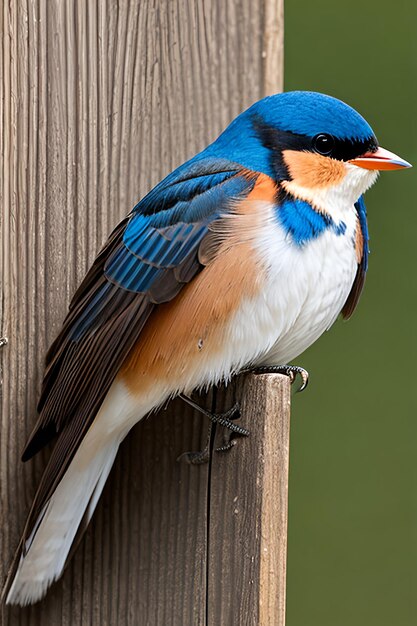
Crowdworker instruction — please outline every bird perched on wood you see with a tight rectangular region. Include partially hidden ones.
[3,91,410,605]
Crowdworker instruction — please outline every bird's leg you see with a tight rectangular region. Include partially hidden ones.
[176,364,306,464]
[177,393,249,465]
[177,419,214,465]
[242,364,309,391]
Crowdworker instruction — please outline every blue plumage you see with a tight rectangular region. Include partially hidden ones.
[355,195,369,271]
[135,159,243,217]
[104,161,255,294]
[276,195,347,246]
[248,92,374,141]
[205,91,376,177]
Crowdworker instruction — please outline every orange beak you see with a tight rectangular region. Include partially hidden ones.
[349,146,412,171]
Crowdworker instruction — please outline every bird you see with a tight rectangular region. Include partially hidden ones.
[2,91,411,606]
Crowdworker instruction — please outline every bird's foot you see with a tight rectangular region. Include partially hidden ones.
[244,364,309,392]
[177,421,213,465]
[177,394,249,465]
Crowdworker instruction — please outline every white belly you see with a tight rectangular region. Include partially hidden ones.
[257,226,357,365]
[219,204,359,373]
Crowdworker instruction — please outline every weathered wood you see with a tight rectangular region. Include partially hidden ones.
[208,375,291,626]
[1,0,284,624]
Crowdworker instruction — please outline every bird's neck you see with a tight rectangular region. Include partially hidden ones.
[280,163,378,225]
[275,190,348,247]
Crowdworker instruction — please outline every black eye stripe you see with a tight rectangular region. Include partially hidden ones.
[321,135,378,161]
[251,115,378,179]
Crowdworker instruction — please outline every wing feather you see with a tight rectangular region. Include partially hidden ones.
[20,159,256,542]
[342,195,369,319]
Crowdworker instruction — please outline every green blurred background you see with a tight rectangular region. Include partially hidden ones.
[284,1,417,625]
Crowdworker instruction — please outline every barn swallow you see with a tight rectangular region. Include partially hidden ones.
[3,91,411,605]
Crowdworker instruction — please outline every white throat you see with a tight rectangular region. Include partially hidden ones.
[282,164,378,221]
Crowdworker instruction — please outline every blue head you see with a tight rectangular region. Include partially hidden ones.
[205,91,379,180]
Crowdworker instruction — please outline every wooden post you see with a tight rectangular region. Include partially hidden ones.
[0,1,286,624]
[208,375,291,626]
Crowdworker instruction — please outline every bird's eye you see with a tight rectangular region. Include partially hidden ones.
[313,133,335,156]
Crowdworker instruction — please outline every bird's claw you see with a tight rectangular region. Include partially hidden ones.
[210,403,249,436]
[214,404,249,454]
[215,437,237,453]
[246,364,309,392]
[177,447,211,465]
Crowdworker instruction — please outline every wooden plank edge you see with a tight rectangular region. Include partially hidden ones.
[242,373,291,626]
[262,0,284,95]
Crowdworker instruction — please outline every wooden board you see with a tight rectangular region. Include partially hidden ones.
[0,0,284,624]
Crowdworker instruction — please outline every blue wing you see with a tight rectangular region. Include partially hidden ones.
[104,158,251,297]
[22,157,256,479]
[355,195,369,271]
[20,157,257,540]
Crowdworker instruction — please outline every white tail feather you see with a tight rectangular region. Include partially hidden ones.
[5,381,136,605]
[5,379,166,606]
[5,436,120,606]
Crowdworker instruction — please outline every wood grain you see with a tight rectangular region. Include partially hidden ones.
[1,0,284,624]
[263,0,284,96]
